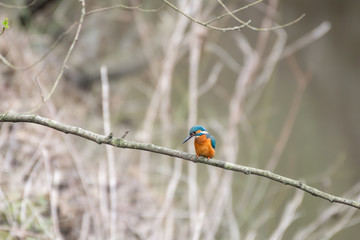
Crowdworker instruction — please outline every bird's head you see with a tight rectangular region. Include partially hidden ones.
[183,125,208,144]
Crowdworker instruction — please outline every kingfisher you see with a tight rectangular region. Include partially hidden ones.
[183,125,216,159]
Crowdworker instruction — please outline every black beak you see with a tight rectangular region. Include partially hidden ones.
[183,135,193,144]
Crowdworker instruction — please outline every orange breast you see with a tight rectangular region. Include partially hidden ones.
[194,135,215,158]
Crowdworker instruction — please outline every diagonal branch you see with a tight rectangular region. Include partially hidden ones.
[162,0,305,32]
[0,113,360,210]
[204,0,264,26]
[162,0,251,31]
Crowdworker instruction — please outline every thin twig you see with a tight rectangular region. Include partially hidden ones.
[163,0,305,32]
[0,22,77,71]
[1,113,360,210]
[218,0,305,31]
[43,0,86,102]
[121,129,130,139]
[162,0,251,31]
[0,225,50,240]
[85,3,162,16]
[86,4,141,16]
[0,2,161,71]
[0,0,37,9]
[205,0,264,26]
[10,0,87,112]
[0,27,6,37]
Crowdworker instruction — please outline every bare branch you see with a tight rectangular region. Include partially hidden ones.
[43,0,86,103]
[0,22,77,71]
[2,0,88,112]
[162,0,251,31]
[0,2,161,71]
[1,113,360,210]
[85,3,163,16]
[0,0,37,9]
[281,21,331,59]
[205,0,264,26]
[163,0,305,32]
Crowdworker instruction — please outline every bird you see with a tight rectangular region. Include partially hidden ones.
[183,125,216,159]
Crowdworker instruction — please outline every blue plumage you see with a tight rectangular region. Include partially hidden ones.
[210,135,216,149]
[188,125,207,136]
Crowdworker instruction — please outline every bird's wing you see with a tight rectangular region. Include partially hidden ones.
[210,136,216,149]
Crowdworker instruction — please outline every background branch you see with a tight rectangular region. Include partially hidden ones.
[162,0,305,31]
[1,113,359,210]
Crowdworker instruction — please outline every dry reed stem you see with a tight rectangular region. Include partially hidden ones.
[100,65,118,240]
[187,5,204,236]
[269,190,304,240]
[149,160,182,239]
[98,161,109,237]
[61,133,102,239]
[225,198,241,240]
[233,1,287,223]
[141,2,193,237]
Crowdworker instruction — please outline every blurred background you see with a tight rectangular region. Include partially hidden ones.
[0,0,359,239]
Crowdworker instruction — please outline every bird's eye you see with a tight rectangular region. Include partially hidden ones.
[191,131,196,135]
